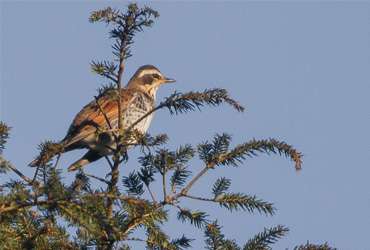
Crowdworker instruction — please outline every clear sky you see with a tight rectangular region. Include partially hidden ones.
[1,1,370,249]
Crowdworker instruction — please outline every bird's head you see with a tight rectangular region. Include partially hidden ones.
[127,65,175,98]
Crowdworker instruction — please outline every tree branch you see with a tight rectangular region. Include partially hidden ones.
[162,167,167,202]
[0,156,35,185]
[84,172,110,185]
[181,194,214,202]
[145,183,157,204]
[176,164,213,198]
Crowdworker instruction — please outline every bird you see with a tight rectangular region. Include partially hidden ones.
[30,65,175,171]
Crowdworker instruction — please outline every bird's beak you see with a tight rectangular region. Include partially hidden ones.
[163,77,176,83]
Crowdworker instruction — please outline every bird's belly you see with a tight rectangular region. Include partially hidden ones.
[134,112,153,134]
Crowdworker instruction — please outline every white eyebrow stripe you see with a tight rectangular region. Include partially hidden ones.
[138,69,163,78]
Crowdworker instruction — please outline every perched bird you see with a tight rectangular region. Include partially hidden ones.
[30,65,175,171]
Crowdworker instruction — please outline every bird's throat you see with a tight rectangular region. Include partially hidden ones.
[148,85,159,100]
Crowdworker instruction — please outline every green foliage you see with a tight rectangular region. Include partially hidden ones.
[0,118,304,249]
[223,138,303,170]
[212,177,231,197]
[29,140,63,167]
[216,193,275,215]
[198,133,232,167]
[138,165,156,186]
[91,60,118,83]
[243,225,289,250]
[122,171,144,196]
[163,89,244,115]
[198,134,302,170]
[0,122,10,154]
[0,122,11,174]
[204,221,240,250]
[89,3,159,83]
[134,133,169,150]
[294,242,336,250]
[170,166,191,190]
[177,208,209,228]
[137,145,194,177]
[0,156,12,174]
[97,82,117,99]
[145,225,175,249]
[171,235,193,249]
[174,145,195,166]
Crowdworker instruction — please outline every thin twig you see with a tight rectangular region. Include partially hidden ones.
[94,95,119,148]
[0,156,34,185]
[102,73,118,84]
[94,96,113,131]
[53,154,61,168]
[182,194,214,202]
[104,156,114,169]
[145,184,157,204]
[31,166,40,184]
[105,25,127,222]
[125,104,164,134]
[106,160,120,217]
[116,47,125,135]
[177,164,213,198]
[84,172,109,185]
[162,168,167,202]
[126,237,145,242]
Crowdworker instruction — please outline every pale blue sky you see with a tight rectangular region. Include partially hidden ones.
[1,1,370,249]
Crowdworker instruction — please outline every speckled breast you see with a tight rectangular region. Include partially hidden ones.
[87,92,154,155]
[122,92,154,133]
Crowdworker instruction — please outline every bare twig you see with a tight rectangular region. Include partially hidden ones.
[31,166,40,184]
[104,155,114,169]
[177,164,213,197]
[116,47,125,134]
[106,160,120,218]
[102,73,118,84]
[94,96,114,131]
[182,194,214,202]
[125,105,165,134]
[162,168,167,202]
[126,237,145,242]
[84,172,109,185]
[53,154,61,168]
[145,184,157,204]
[0,156,34,185]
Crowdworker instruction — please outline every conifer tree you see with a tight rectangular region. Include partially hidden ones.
[0,3,334,250]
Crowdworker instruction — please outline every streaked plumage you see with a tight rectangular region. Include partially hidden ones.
[30,65,174,171]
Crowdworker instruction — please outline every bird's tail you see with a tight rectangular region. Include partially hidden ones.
[29,141,65,167]
[67,150,102,172]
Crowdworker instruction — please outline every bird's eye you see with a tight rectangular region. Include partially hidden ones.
[152,73,161,79]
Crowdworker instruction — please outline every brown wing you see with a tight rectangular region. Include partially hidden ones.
[62,88,136,148]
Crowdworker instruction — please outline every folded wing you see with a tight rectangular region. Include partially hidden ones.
[62,89,136,150]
